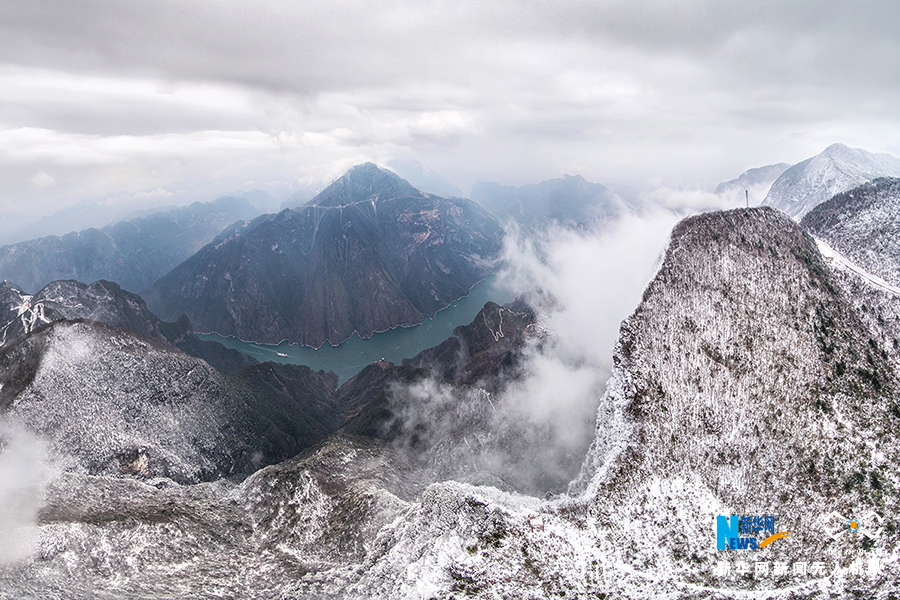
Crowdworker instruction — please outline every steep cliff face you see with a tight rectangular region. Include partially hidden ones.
[146,164,504,348]
[0,320,339,484]
[0,196,258,294]
[0,278,256,375]
[763,143,900,219]
[339,207,900,598]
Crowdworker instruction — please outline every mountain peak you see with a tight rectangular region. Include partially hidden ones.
[308,163,423,208]
[822,141,851,153]
[762,143,900,219]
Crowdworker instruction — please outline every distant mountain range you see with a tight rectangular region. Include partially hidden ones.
[763,143,900,219]
[145,163,504,347]
[0,196,258,294]
[470,174,623,228]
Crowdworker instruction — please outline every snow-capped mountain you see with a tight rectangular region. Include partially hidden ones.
[344,207,900,598]
[801,177,900,287]
[763,143,900,219]
[145,164,504,347]
[714,162,790,205]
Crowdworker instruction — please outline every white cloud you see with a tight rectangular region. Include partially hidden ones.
[0,424,52,565]
[387,211,680,493]
[31,171,55,188]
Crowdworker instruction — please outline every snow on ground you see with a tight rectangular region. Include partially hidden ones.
[816,237,900,297]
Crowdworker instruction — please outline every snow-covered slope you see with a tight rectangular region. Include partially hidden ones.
[801,177,900,287]
[0,278,256,374]
[0,279,174,346]
[763,143,900,219]
[0,320,340,483]
[348,207,900,598]
[3,208,899,598]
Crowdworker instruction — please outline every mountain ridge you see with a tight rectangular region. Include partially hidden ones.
[0,278,256,375]
[0,196,259,294]
[763,143,900,219]
[145,164,504,347]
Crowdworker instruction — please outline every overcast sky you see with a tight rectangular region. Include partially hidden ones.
[1,0,898,235]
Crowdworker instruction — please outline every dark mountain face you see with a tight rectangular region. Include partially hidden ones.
[801,177,900,287]
[470,174,622,229]
[0,319,338,484]
[0,196,258,294]
[146,164,504,347]
[402,297,539,389]
[0,278,256,375]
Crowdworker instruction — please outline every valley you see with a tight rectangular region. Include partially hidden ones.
[2,159,900,599]
[198,274,515,382]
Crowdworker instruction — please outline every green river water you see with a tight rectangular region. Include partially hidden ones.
[198,276,515,383]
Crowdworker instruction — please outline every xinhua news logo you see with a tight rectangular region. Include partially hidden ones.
[716,515,790,550]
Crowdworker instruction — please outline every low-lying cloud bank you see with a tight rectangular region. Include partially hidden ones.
[0,424,52,565]
[386,210,681,495]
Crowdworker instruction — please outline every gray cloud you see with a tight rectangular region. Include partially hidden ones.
[0,0,898,235]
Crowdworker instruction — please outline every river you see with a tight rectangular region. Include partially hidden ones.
[197,276,515,383]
